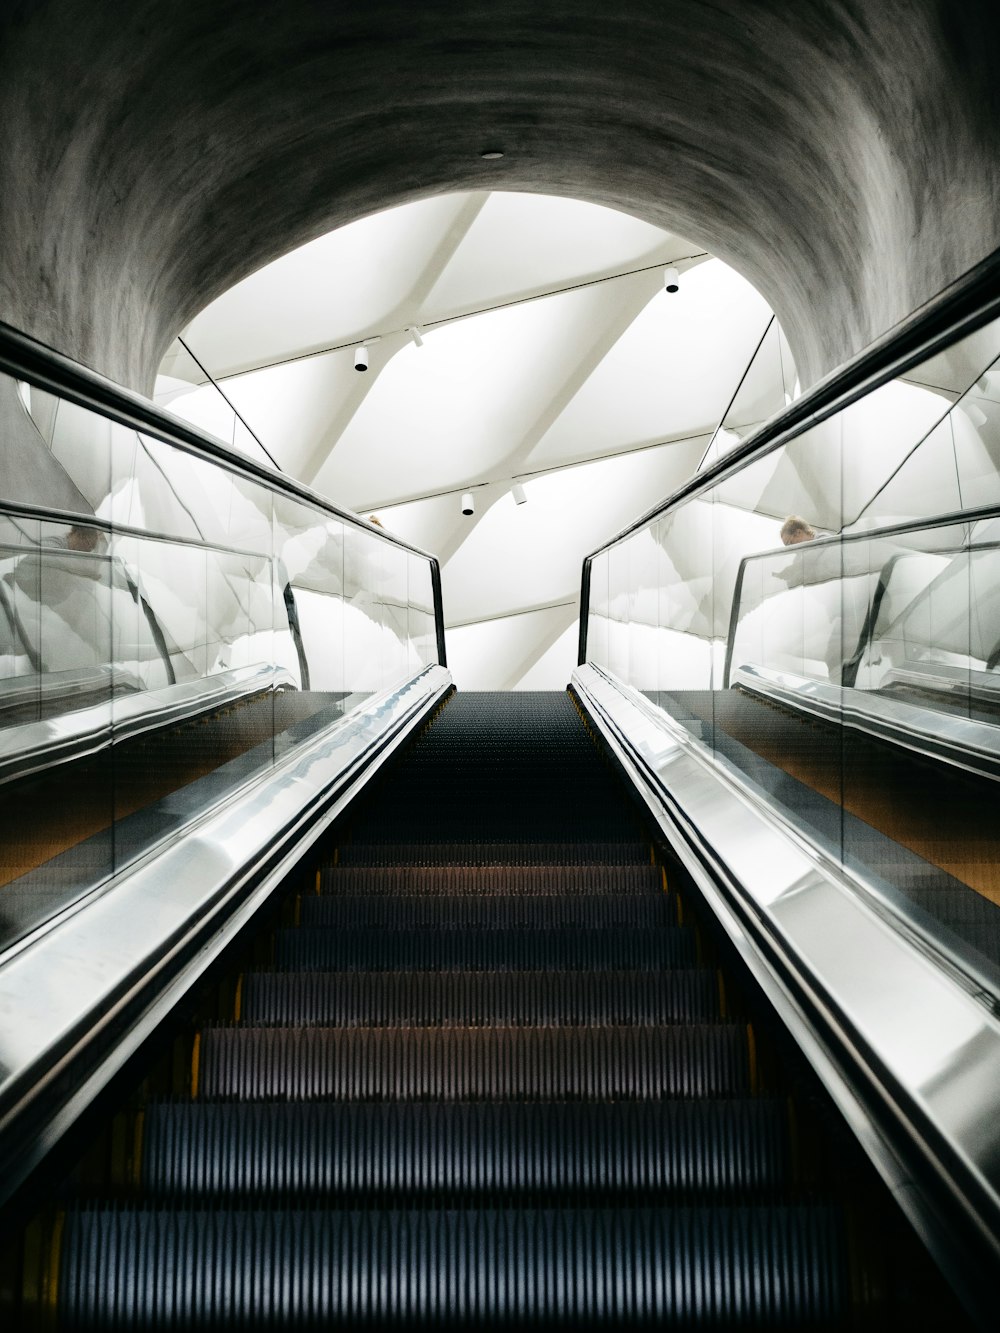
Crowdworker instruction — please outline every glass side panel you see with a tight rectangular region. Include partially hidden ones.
[0,370,441,950]
[698,316,800,472]
[584,306,1000,996]
[155,337,276,469]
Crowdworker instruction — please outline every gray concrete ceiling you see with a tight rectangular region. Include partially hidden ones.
[2,1,999,394]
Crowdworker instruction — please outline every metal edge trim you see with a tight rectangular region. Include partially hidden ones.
[732,664,1000,784]
[0,665,452,1211]
[571,662,1000,1327]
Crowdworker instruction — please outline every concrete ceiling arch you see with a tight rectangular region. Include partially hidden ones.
[2,1,1000,393]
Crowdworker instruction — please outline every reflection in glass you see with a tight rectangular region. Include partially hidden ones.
[584,308,1000,995]
[0,370,442,952]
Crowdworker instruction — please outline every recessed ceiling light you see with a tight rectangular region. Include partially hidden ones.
[480,149,505,160]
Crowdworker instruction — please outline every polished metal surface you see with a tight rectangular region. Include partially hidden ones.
[733,663,1000,782]
[0,662,452,1208]
[572,661,1000,1314]
[0,664,294,783]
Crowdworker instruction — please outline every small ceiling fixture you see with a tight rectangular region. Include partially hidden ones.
[480,149,505,160]
[461,492,476,516]
[407,326,424,348]
[663,266,680,294]
[354,345,369,372]
[511,482,527,506]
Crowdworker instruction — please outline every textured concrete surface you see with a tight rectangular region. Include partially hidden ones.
[1,0,999,391]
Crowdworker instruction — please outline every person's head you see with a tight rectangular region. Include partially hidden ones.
[780,515,815,546]
[65,524,101,552]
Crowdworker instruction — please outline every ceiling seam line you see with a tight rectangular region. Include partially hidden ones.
[195,252,710,382]
[446,598,578,629]
[356,431,714,512]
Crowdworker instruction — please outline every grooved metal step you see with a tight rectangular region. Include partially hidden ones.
[139,1099,793,1199]
[318,864,665,896]
[196,1024,750,1101]
[57,1204,848,1328]
[297,892,676,930]
[239,968,719,1026]
[273,926,698,973]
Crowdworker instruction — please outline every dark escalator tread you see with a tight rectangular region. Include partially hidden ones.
[298,892,676,930]
[239,969,719,1026]
[345,820,643,845]
[318,864,666,895]
[274,926,697,972]
[196,1024,750,1100]
[140,1099,793,1199]
[337,840,651,866]
[58,1204,848,1328]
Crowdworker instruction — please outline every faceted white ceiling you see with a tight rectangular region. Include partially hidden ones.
[156,191,777,689]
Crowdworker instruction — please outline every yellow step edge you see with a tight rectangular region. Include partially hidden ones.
[190,1032,201,1100]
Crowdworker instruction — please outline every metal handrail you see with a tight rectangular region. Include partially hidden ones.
[0,320,448,666]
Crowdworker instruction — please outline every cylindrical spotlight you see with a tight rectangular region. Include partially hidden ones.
[354,345,369,372]
[511,482,527,505]
[664,266,680,293]
[408,326,424,348]
[461,492,475,516]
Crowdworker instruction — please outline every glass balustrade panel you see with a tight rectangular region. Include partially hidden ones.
[0,370,442,949]
[583,308,1000,994]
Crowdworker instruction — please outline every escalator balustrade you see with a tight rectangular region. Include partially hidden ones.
[15,692,964,1327]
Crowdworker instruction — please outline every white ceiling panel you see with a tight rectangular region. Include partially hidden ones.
[446,604,576,691]
[440,439,707,624]
[181,193,475,376]
[163,191,784,688]
[424,191,689,317]
[528,260,772,469]
[219,350,357,474]
[513,617,580,690]
[311,280,638,509]
[365,488,478,562]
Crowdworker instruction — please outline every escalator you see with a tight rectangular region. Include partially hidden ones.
[652,685,1000,971]
[11,691,967,1328]
[0,685,349,944]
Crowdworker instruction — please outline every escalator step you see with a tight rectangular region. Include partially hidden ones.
[239,969,719,1026]
[139,1099,792,1199]
[274,926,697,972]
[318,864,665,895]
[58,1204,847,1328]
[298,893,676,930]
[337,841,650,866]
[196,1024,750,1101]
